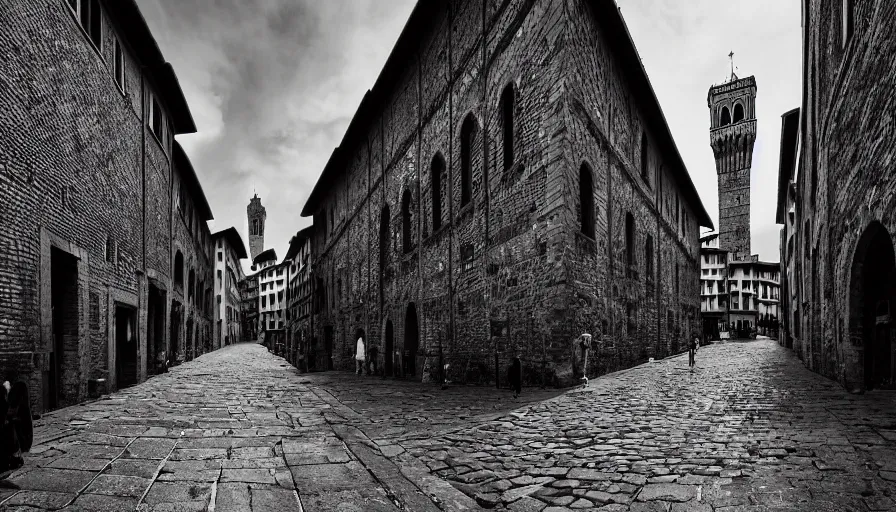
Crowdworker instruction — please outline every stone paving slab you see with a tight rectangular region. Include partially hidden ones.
[4,343,461,511]
[14,339,896,511]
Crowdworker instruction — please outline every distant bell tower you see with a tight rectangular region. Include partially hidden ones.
[247,194,267,260]
[708,60,756,262]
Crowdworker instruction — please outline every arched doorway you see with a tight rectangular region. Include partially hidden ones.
[404,303,420,377]
[849,222,896,390]
[384,320,394,377]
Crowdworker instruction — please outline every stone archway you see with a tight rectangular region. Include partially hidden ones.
[848,222,896,390]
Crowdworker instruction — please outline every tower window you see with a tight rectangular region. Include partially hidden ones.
[720,106,731,126]
[733,103,745,123]
[625,212,635,277]
[431,154,444,231]
[645,235,654,283]
[501,84,515,171]
[842,0,854,48]
[579,164,595,239]
[460,114,477,207]
[640,132,649,183]
[114,39,125,92]
[174,250,184,287]
[379,205,389,270]
[150,96,163,141]
[402,190,413,254]
[105,236,116,263]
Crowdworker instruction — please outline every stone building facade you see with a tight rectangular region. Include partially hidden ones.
[285,227,314,369]
[212,228,247,348]
[240,273,260,343]
[0,0,220,412]
[300,0,711,386]
[170,143,215,367]
[776,108,800,351]
[776,0,896,391]
[699,233,729,339]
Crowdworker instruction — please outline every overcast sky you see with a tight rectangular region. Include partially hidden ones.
[137,0,801,270]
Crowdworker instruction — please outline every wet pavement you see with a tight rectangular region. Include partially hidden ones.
[6,340,896,511]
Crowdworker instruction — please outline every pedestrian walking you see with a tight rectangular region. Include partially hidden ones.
[508,357,522,399]
[368,345,379,376]
[355,336,366,375]
[688,335,699,370]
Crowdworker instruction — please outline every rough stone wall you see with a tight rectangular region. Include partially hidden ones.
[788,0,896,389]
[0,2,216,411]
[309,0,705,385]
[170,167,214,364]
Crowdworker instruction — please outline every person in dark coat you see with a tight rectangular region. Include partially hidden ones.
[508,357,522,399]
[0,380,31,474]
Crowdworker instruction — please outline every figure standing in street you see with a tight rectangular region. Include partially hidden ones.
[508,357,522,399]
[355,336,366,375]
[688,335,699,371]
[368,345,378,376]
[579,333,593,387]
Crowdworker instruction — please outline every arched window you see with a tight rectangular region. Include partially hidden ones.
[733,102,745,122]
[645,235,654,282]
[188,268,196,301]
[460,114,477,207]
[379,205,390,270]
[720,106,731,126]
[640,132,649,182]
[431,154,444,231]
[625,213,635,277]
[174,250,184,287]
[501,84,514,171]
[402,189,413,254]
[579,164,595,239]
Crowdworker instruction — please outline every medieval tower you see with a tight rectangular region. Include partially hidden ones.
[708,74,757,262]
[247,194,267,260]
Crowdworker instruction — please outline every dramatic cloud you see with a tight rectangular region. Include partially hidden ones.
[136,0,415,271]
[138,0,799,269]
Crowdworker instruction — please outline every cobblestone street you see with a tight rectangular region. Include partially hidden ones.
[5,340,896,511]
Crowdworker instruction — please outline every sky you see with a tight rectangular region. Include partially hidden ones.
[137,0,802,269]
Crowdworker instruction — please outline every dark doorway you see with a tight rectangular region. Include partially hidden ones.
[324,326,334,371]
[404,303,419,377]
[170,301,182,366]
[185,317,194,361]
[850,222,896,390]
[115,305,138,389]
[147,284,166,375]
[384,320,394,377]
[49,247,78,411]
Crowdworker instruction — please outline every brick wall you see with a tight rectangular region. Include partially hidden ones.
[0,1,216,411]
[308,0,706,386]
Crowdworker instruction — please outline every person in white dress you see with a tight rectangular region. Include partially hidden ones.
[355,337,366,375]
